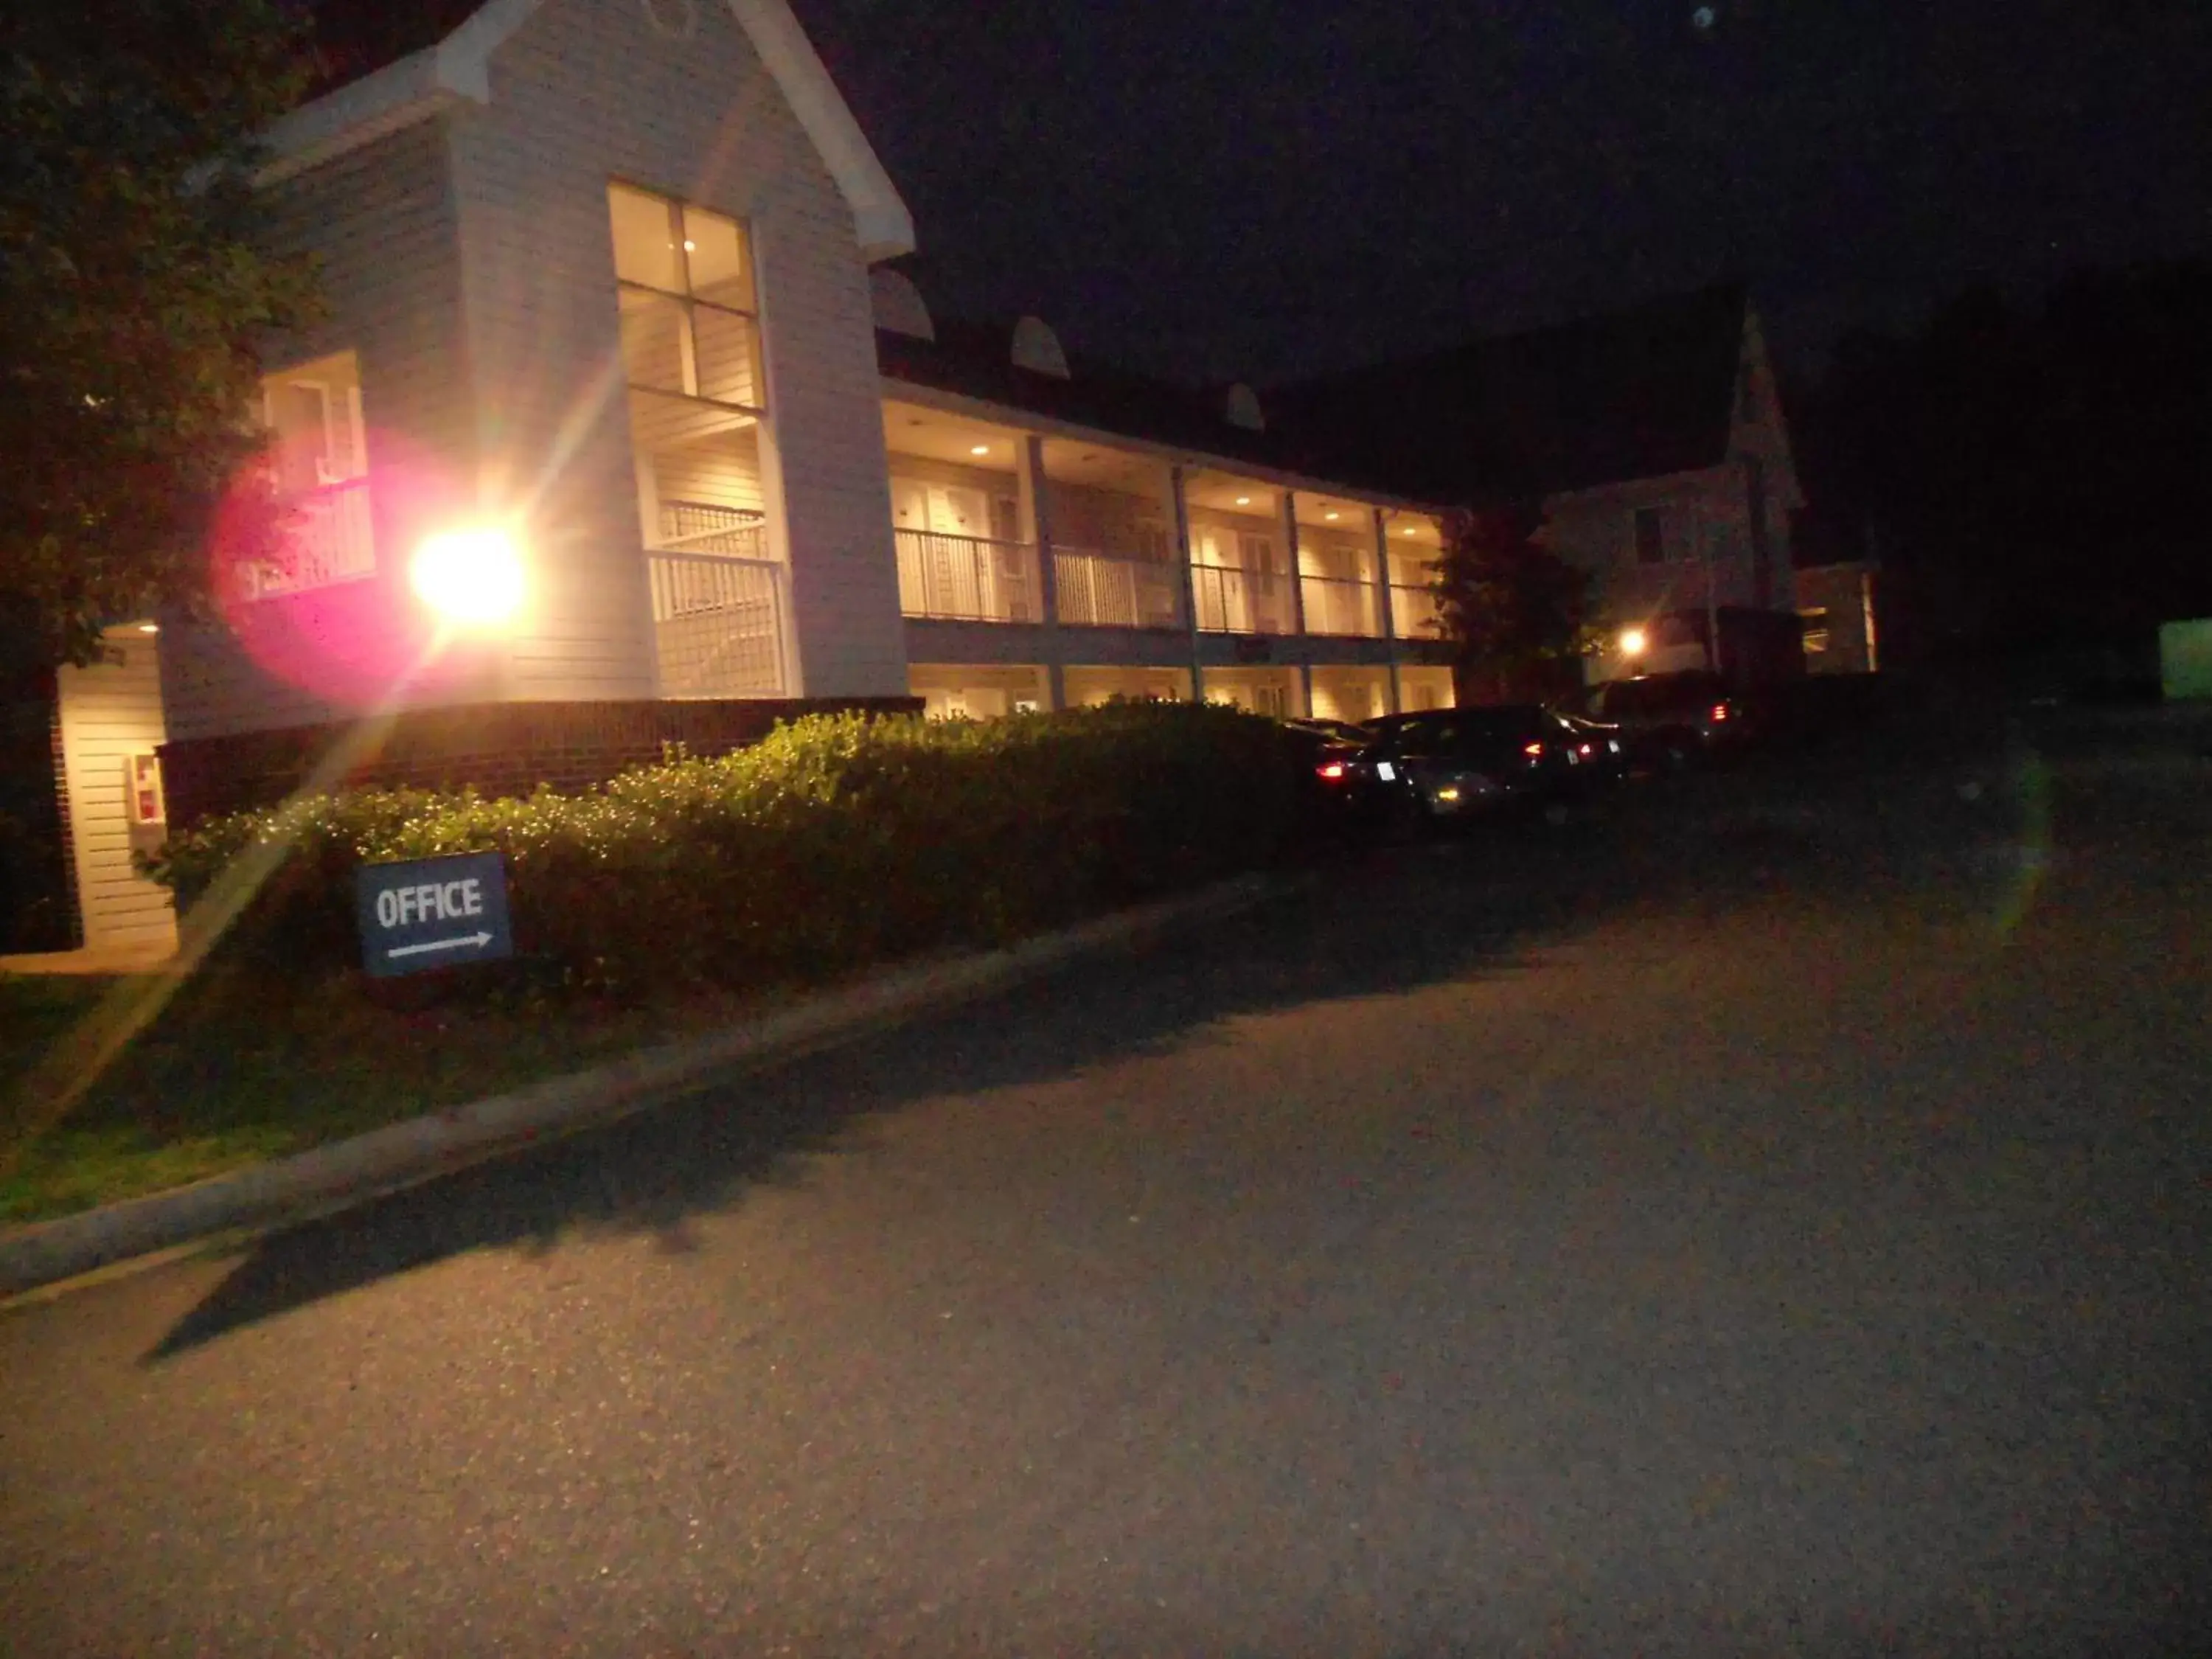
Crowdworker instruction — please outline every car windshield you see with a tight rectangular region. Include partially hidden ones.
[1372,708,1545,757]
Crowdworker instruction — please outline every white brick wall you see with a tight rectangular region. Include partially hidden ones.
[449,0,907,700]
[163,119,476,740]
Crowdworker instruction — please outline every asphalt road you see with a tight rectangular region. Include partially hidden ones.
[4,710,2208,1657]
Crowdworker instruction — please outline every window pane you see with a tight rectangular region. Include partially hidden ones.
[682,206,754,310]
[692,305,762,407]
[608,184,683,291]
[619,288,689,393]
[267,382,330,494]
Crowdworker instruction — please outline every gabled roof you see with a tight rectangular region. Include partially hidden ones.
[267,0,914,259]
[1269,285,1751,502]
[876,321,1434,504]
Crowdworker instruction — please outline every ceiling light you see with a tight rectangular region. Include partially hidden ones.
[1235,495,1251,506]
[137,622,159,634]
[1324,511,1340,521]
[683,239,696,251]
[1402,526,1419,537]
[970,443,991,456]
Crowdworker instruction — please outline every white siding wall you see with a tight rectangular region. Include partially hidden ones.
[450,0,907,700]
[655,438,770,516]
[58,631,177,954]
[1542,464,1761,625]
[1540,313,1810,632]
[161,119,477,742]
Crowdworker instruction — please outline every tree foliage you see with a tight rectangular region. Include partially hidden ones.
[1,0,321,667]
[1429,502,1591,695]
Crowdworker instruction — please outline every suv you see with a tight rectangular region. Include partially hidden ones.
[1586,671,1752,769]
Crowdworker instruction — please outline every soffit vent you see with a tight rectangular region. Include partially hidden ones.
[870,268,934,340]
[1011,315,1071,379]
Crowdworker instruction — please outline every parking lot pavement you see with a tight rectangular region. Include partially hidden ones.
[1,712,2206,1656]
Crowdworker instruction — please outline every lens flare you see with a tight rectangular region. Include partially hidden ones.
[411,526,526,628]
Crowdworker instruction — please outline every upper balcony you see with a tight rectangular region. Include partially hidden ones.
[1186,472,1296,636]
[883,403,1041,624]
[1040,439,1183,630]
[877,399,1447,650]
[1293,495,1384,638]
[243,349,377,600]
[1383,512,1447,642]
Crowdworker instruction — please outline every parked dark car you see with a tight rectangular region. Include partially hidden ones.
[1553,712,1630,782]
[1585,671,1754,770]
[1331,706,1602,832]
[1281,722,1391,840]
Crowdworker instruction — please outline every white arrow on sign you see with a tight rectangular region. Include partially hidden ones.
[386,931,495,961]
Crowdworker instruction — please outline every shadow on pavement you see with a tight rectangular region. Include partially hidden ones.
[143,738,2020,1361]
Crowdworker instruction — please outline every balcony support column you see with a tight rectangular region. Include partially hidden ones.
[1018,434,1065,709]
[1374,506,1402,714]
[1171,465,1204,702]
[1280,490,1310,639]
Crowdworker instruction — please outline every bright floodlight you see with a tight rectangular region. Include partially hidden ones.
[1618,626,1649,656]
[411,526,524,628]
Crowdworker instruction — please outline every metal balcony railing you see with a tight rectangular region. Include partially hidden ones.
[1053,546,1183,630]
[1300,575,1384,638]
[1191,564,1295,635]
[647,551,786,698]
[243,476,376,598]
[896,529,1041,623]
[1390,583,1446,640]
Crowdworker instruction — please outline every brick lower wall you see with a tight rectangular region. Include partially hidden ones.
[156,696,922,829]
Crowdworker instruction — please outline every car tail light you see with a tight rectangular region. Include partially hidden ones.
[1576,742,1594,757]
[1710,703,1731,723]
[1523,741,1545,757]
[1317,760,1347,780]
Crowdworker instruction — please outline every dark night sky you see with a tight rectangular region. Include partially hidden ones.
[787,0,2211,385]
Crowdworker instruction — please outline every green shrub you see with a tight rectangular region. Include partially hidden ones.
[145,705,1318,994]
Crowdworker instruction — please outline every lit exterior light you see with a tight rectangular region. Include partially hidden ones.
[1235,495,1252,506]
[1402,526,1419,537]
[137,622,160,634]
[411,526,525,628]
[1619,627,1649,656]
[1324,510,1340,521]
[970,443,991,456]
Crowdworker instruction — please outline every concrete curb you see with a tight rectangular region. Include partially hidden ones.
[1,872,1292,1300]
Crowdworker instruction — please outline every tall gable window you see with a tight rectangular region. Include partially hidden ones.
[245,349,374,598]
[609,184,786,698]
[610,183,762,411]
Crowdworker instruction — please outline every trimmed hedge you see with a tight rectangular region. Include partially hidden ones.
[146,704,1318,992]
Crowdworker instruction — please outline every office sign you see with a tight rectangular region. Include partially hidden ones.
[355,851,514,977]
